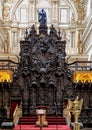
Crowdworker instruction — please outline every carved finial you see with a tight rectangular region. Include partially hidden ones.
[50,24,57,36]
[24,28,28,40]
[29,24,37,35]
[58,29,61,40]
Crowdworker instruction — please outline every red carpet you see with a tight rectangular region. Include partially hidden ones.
[14,116,71,130]
[18,116,67,125]
[14,124,71,130]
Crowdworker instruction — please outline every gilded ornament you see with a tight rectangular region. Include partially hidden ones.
[3,5,10,17]
[0,70,13,82]
[73,71,92,83]
[74,0,85,24]
[3,0,13,20]
[68,97,83,130]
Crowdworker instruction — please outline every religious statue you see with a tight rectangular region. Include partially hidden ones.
[38,9,47,25]
[68,96,83,130]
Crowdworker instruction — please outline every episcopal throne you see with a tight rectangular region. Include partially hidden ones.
[11,10,74,117]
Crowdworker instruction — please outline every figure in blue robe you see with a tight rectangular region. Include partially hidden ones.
[38,9,47,25]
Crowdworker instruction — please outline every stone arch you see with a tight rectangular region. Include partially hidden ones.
[10,0,23,20]
[10,0,77,23]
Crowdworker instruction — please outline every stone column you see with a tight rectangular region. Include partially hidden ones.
[77,29,83,54]
[70,29,75,48]
[30,1,36,21]
[52,0,59,25]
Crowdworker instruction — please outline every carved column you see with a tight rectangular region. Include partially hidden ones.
[22,77,30,116]
[30,1,36,22]
[55,39,66,115]
[56,76,64,115]
[29,85,36,114]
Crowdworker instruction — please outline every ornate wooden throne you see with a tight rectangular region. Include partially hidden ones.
[11,23,74,116]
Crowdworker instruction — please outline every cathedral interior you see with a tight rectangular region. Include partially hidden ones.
[0,0,92,129]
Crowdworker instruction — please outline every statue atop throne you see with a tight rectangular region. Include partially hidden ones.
[38,9,47,25]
